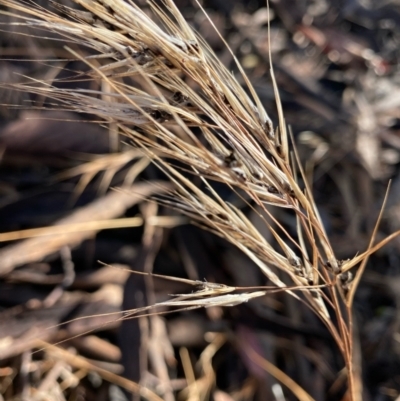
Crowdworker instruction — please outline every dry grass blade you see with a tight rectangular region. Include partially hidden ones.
[34,340,164,401]
[0,181,171,275]
[244,343,316,401]
[1,0,397,399]
[57,149,151,200]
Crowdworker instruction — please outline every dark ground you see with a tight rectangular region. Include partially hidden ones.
[1,0,400,400]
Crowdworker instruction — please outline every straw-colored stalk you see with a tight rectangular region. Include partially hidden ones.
[2,0,394,399]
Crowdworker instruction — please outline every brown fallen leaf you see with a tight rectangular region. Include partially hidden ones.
[0,111,110,155]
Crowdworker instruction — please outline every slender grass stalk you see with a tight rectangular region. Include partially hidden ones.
[2,0,394,398]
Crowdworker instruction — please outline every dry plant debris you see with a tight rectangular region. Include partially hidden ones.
[1,0,400,400]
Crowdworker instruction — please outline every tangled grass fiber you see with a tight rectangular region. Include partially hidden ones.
[1,0,399,399]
